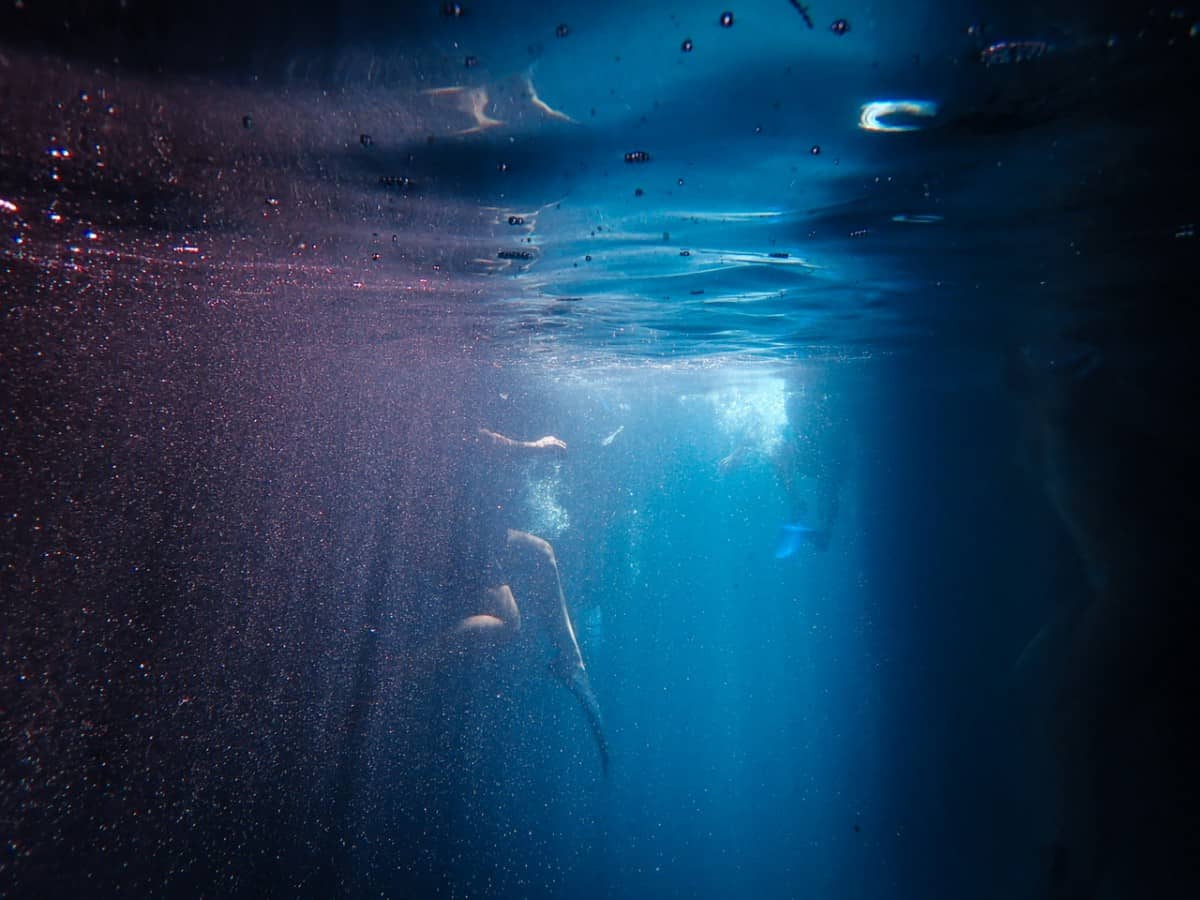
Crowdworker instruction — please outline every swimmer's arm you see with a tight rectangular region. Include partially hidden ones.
[478,427,567,451]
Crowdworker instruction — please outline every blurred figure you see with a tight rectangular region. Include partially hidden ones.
[451,427,608,773]
[1011,341,1196,900]
[719,378,850,555]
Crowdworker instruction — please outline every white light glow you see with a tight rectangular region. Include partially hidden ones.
[858,100,938,133]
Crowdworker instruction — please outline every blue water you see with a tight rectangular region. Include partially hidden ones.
[1,2,1196,899]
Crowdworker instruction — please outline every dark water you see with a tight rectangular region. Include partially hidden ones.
[2,2,1197,898]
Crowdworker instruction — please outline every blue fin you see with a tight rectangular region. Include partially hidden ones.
[774,523,817,559]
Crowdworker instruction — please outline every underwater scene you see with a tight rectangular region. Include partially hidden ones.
[1,2,1196,898]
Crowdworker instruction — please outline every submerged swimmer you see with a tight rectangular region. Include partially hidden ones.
[452,427,608,773]
[719,380,849,556]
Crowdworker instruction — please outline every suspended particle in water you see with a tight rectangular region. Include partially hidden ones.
[677,177,685,186]
[754,125,762,134]
[360,133,373,147]
[634,188,644,197]
[849,227,868,238]
[830,18,850,36]
[265,196,279,207]
[442,2,465,17]
[679,249,691,256]
[379,175,415,189]
[682,37,694,52]
[497,249,533,260]
[624,150,651,163]
[720,12,734,28]
[663,231,670,241]
[556,23,570,38]
[508,215,524,225]
[497,162,509,172]
[464,55,478,68]
[585,254,593,261]
[242,114,253,129]
[371,252,381,261]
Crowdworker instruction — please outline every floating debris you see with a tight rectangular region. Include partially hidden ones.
[360,133,373,147]
[0,199,18,214]
[379,175,416,189]
[601,425,625,446]
[810,144,821,155]
[830,18,850,36]
[720,12,734,28]
[980,40,1051,65]
[682,37,694,52]
[585,254,593,261]
[849,228,869,238]
[634,188,644,197]
[679,250,691,256]
[265,196,280,207]
[556,23,570,38]
[371,252,381,261]
[891,213,944,224]
[789,2,815,29]
[497,249,533,260]
[624,150,651,163]
[507,215,525,225]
